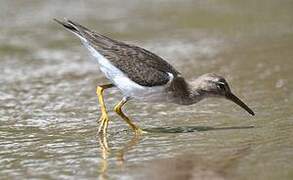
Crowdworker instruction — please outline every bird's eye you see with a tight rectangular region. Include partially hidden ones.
[217,83,225,90]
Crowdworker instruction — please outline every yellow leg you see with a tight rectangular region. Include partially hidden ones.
[114,97,144,134]
[96,84,114,136]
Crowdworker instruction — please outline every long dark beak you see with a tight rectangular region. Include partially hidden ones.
[226,92,255,116]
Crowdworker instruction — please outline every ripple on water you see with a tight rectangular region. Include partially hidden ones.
[1,0,293,179]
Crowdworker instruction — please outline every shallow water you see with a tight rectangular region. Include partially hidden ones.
[1,0,293,179]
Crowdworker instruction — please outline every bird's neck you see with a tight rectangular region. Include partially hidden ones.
[186,85,206,104]
[169,76,205,105]
[176,81,205,105]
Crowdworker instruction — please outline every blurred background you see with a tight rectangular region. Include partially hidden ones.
[0,0,292,179]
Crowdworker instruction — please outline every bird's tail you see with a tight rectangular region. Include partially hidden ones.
[54,18,86,37]
[54,18,118,47]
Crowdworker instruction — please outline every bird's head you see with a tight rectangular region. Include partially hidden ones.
[192,73,255,116]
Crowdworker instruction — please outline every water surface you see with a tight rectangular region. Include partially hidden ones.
[1,0,293,179]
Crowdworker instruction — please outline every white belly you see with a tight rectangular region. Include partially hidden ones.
[83,42,172,102]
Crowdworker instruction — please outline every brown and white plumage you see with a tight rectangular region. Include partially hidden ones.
[55,19,179,87]
[55,19,254,116]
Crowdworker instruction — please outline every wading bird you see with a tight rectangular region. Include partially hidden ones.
[55,19,254,136]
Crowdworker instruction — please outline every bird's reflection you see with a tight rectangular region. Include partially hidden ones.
[96,124,254,179]
[116,134,141,165]
[98,135,110,180]
[97,134,141,180]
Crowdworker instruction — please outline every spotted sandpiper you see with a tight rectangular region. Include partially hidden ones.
[55,19,254,136]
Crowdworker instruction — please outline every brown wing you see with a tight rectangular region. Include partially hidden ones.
[97,43,180,86]
[56,19,180,86]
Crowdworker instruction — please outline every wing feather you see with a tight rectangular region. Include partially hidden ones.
[55,19,180,86]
